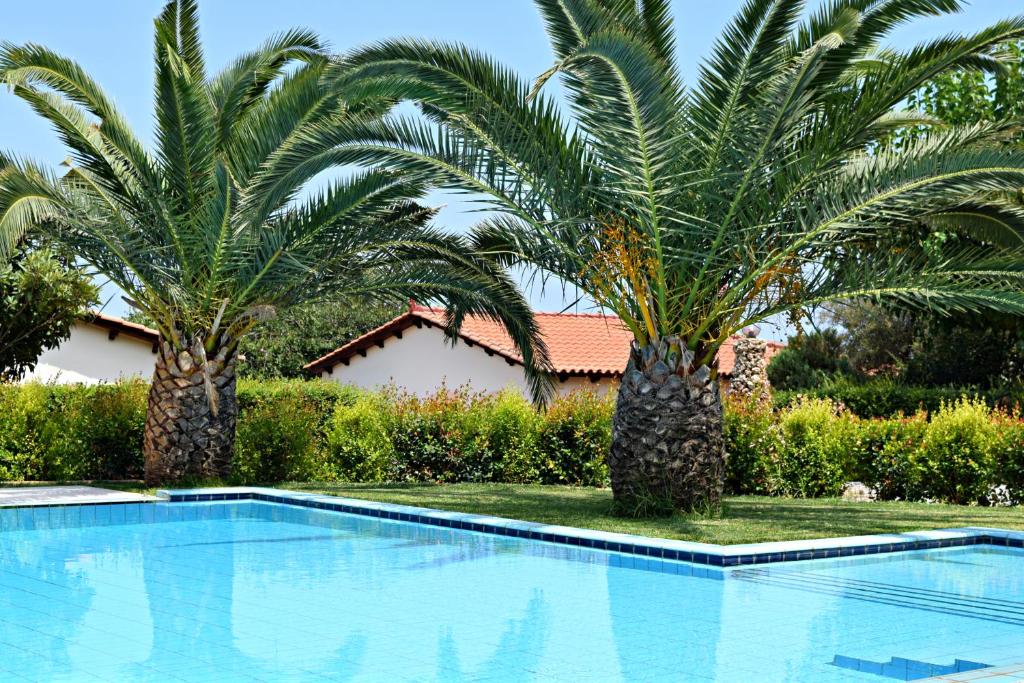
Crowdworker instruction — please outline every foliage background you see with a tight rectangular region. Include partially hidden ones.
[235,300,401,379]
[0,248,96,381]
[2,380,1023,506]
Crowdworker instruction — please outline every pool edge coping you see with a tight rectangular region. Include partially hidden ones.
[157,486,1024,568]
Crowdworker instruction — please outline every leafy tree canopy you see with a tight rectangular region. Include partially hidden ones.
[0,0,550,400]
[908,41,1024,130]
[328,0,1024,372]
[767,328,852,391]
[237,300,400,379]
[834,39,1024,389]
[0,246,96,380]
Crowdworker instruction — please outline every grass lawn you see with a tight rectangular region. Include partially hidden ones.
[274,482,1024,545]
[15,480,1023,545]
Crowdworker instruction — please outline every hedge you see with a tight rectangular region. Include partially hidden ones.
[773,377,1021,418]
[0,380,612,488]
[2,380,1023,506]
[726,395,1024,505]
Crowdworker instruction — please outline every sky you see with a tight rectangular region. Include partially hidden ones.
[1,1,1017,339]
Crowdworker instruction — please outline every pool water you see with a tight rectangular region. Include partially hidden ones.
[0,501,1021,682]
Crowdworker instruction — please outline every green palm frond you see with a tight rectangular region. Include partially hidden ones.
[0,1,552,401]
[327,0,1024,368]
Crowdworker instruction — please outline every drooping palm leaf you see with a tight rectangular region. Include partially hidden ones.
[0,0,552,400]
[325,0,1024,373]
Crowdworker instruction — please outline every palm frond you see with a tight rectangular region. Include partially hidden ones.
[0,0,553,399]
[325,0,1024,365]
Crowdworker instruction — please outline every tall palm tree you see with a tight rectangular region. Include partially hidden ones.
[0,0,549,485]
[320,0,1024,513]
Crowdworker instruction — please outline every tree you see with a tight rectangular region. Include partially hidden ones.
[846,39,1024,386]
[822,301,916,375]
[325,0,1024,513]
[908,41,1024,133]
[767,329,851,391]
[236,299,401,379]
[902,314,1024,387]
[0,246,96,380]
[0,0,548,485]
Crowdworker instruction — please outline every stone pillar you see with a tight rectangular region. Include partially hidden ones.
[728,337,771,403]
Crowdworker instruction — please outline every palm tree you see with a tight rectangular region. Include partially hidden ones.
[320,0,1024,513]
[0,0,549,485]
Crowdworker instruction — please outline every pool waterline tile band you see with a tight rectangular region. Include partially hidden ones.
[155,486,1024,569]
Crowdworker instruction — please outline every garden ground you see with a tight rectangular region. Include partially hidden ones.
[66,481,1024,545]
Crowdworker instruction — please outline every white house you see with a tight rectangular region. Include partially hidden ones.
[305,303,784,398]
[22,312,159,385]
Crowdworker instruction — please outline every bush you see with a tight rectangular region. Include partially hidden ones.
[992,414,1024,505]
[767,329,852,391]
[2,378,1023,507]
[0,381,148,481]
[767,348,822,391]
[386,387,478,483]
[725,396,851,498]
[324,386,611,486]
[233,379,356,483]
[465,390,540,483]
[774,376,1019,418]
[0,382,48,480]
[773,398,852,498]
[41,382,148,480]
[852,415,926,501]
[723,393,780,495]
[327,391,397,483]
[911,399,1000,505]
[535,391,613,486]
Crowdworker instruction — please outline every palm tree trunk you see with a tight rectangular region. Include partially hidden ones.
[609,341,725,515]
[143,339,237,485]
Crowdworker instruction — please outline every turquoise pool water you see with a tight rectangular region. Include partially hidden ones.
[0,500,1021,682]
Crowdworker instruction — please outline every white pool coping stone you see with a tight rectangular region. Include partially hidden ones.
[157,486,1024,569]
[0,485,158,507]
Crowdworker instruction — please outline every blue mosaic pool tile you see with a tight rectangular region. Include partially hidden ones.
[149,487,1023,575]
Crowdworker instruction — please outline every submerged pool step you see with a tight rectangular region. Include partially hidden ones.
[732,568,1024,626]
[831,655,989,680]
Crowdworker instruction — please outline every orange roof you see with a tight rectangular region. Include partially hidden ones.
[304,303,783,377]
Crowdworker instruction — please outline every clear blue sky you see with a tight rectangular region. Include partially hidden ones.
[1,1,1016,337]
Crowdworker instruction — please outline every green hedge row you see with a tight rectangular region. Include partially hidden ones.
[235,384,612,486]
[727,395,1024,504]
[2,380,1022,506]
[773,378,1021,418]
[0,380,612,487]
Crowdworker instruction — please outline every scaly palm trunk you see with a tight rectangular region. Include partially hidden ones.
[609,340,725,515]
[143,339,238,485]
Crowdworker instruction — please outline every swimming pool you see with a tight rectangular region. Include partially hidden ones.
[0,495,1021,682]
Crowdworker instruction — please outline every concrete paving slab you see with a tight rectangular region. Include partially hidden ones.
[0,485,157,507]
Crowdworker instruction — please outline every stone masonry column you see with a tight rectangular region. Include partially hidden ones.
[728,335,771,404]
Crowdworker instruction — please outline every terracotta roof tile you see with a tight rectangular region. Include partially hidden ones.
[412,304,632,376]
[304,303,785,377]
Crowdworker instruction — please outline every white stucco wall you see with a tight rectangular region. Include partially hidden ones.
[319,324,618,398]
[21,322,157,385]
[557,376,618,397]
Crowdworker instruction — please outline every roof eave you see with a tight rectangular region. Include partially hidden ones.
[305,308,543,375]
[85,312,160,345]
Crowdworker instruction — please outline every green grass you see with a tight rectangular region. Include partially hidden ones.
[276,482,1024,545]
[15,480,1022,545]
